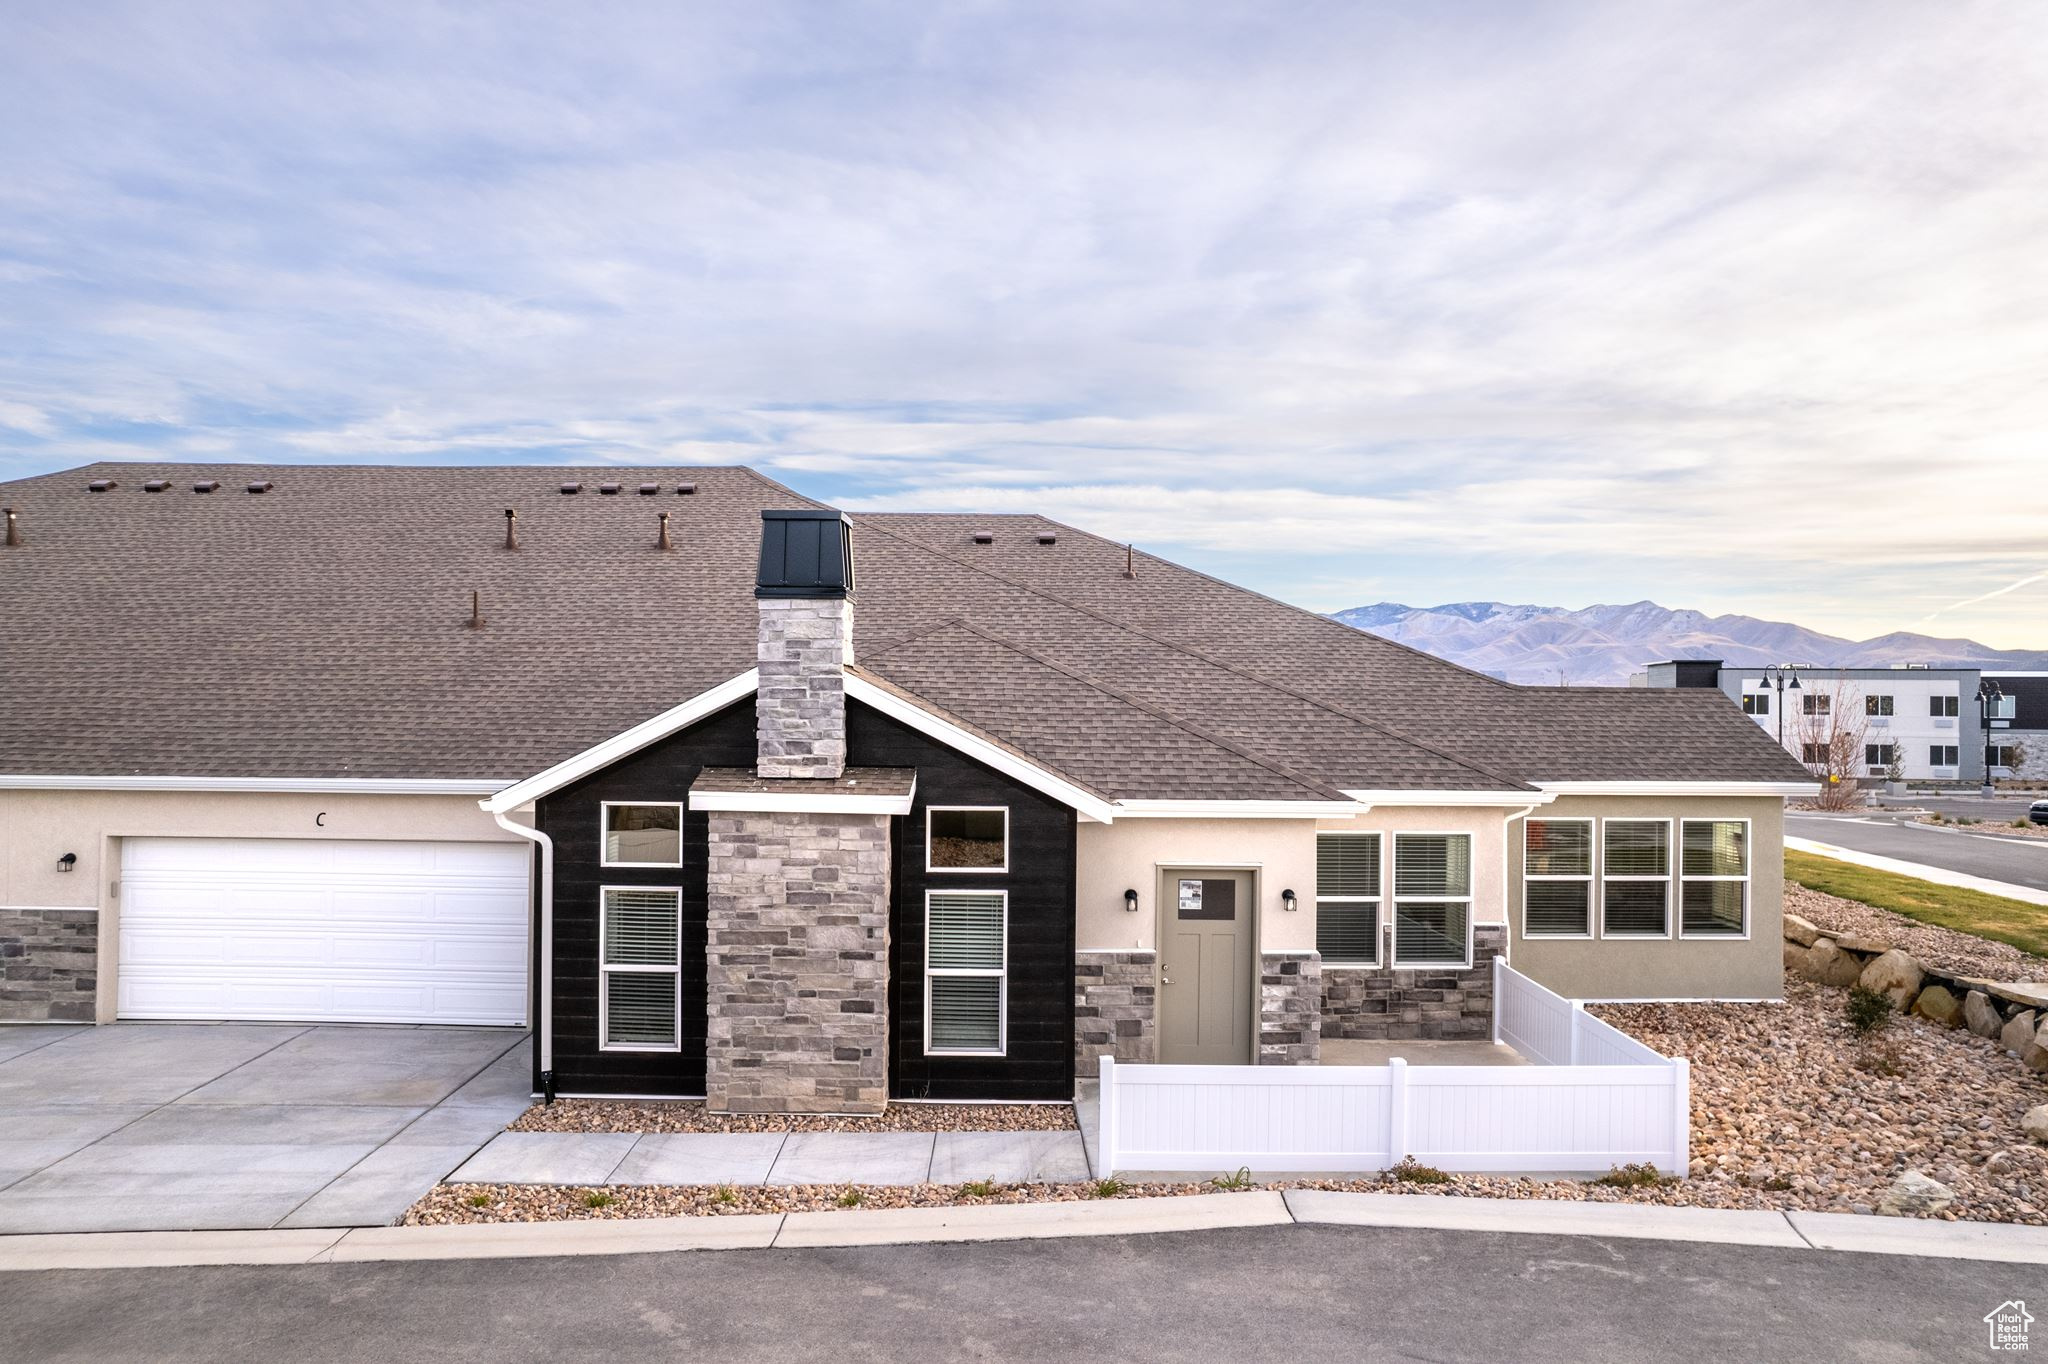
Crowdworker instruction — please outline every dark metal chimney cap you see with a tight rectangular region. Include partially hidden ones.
[87,479,117,492]
[756,509,855,599]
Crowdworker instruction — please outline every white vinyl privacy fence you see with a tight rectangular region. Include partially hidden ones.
[1097,960,1688,1178]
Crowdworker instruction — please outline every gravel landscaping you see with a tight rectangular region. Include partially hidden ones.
[509,1099,1076,1134]
[1787,882,2048,980]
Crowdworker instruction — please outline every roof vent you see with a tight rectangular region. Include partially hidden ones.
[1035,532,1057,545]
[245,481,272,494]
[599,482,621,495]
[657,511,672,551]
[638,482,660,495]
[756,509,855,599]
[192,480,220,494]
[504,508,519,551]
[676,482,697,496]
[559,482,581,495]
[3,507,16,547]
[143,479,171,493]
[971,530,994,544]
[87,479,117,493]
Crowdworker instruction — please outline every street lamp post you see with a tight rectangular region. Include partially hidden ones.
[1759,664,1803,749]
[1977,679,2006,798]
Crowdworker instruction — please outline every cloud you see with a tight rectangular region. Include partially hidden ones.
[1,1,2045,643]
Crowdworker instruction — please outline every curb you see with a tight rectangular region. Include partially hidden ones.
[4,1190,2048,1272]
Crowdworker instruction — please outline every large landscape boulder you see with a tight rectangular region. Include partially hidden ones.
[1964,990,2004,1039]
[2002,1009,2039,1057]
[1876,1169,1955,1218]
[1859,949,1924,1010]
[1910,985,1961,1027]
[2024,1105,2048,1146]
[1783,914,1822,948]
[1802,937,1865,988]
[2025,1019,2048,1073]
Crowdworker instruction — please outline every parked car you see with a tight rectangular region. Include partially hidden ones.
[2031,800,2048,826]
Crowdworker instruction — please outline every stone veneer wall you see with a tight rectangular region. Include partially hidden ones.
[704,810,891,1114]
[755,596,850,780]
[1074,950,1156,1074]
[1321,925,1505,1042]
[0,908,96,1022]
[1259,950,1321,1064]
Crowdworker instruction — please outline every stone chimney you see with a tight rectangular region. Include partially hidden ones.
[754,510,854,780]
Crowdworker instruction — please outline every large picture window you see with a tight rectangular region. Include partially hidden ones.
[1523,819,1593,937]
[1680,819,1750,938]
[601,802,683,868]
[926,807,1008,872]
[925,891,1006,1055]
[1601,820,1671,938]
[1392,833,1472,967]
[599,886,681,1051]
[1315,834,1382,965]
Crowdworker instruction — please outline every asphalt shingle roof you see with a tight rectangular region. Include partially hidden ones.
[0,463,1811,795]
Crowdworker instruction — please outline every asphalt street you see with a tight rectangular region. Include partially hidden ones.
[0,1224,2034,1363]
[1788,809,2048,893]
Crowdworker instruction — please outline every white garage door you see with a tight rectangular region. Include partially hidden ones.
[118,838,530,1026]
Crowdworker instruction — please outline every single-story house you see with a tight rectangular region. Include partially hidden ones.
[0,464,1812,1112]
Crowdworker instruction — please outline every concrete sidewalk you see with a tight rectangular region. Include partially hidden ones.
[7,1188,2048,1272]
[446,1128,1091,1188]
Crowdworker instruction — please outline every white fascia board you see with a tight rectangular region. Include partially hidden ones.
[481,669,761,814]
[843,674,1119,824]
[1110,799,1363,819]
[0,775,508,795]
[1534,781,1819,798]
[1338,789,1553,809]
[690,790,915,817]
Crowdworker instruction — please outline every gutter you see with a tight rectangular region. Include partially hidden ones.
[489,805,556,1101]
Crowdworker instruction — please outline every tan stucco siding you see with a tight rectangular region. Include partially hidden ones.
[0,789,518,1022]
[1076,818,1318,954]
[1506,795,1784,1000]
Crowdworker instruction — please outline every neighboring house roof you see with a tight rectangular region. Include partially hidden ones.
[0,462,1812,795]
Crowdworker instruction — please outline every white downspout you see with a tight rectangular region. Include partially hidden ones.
[1500,803,1543,966]
[490,805,554,1098]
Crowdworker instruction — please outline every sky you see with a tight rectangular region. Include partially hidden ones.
[2,1,2045,645]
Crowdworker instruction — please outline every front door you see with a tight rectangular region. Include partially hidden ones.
[1156,869,1253,1065]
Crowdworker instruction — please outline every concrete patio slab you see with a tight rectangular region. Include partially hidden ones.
[279,1142,486,1229]
[0,1023,534,1233]
[766,1132,935,1187]
[0,1024,308,1106]
[0,1025,85,1064]
[177,1026,525,1108]
[609,1133,787,1186]
[0,1104,156,1188]
[928,1131,1091,1185]
[446,1132,641,1186]
[1318,1040,1528,1067]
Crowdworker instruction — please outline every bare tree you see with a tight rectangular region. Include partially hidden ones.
[1792,679,1870,810]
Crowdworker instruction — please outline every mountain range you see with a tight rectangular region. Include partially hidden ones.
[1331,601,2048,687]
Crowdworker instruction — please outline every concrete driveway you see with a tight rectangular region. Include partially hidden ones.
[0,1023,530,1234]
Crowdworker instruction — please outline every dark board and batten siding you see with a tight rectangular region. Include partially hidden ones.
[537,699,758,1097]
[852,704,1077,1102]
[539,696,1077,1101]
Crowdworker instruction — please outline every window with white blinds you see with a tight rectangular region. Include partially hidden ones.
[1679,819,1749,938]
[1602,820,1671,938]
[1315,833,1381,965]
[926,891,1006,1055]
[600,886,681,1051]
[1523,818,1593,937]
[1392,833,1472,967]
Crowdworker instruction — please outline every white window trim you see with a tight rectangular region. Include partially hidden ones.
[1678,817,1751,941]
[1865,694,1895,717]
[1390,831,1475,970]
[1522,817,1594,940]
[597,884,683,1053]
[924,889,1007,1057]
[924,805,1009,875]
[1315,831,1383,968]
[1600,817,1673,940]
[599,800,685,869]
